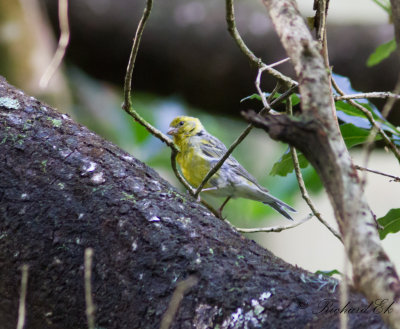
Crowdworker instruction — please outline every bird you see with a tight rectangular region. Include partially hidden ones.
[167,116,296,220]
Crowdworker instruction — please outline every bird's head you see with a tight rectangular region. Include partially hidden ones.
[167,116,204,141]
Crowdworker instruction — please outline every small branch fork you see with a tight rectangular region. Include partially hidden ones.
[225,0,298,88]
[355,165,400,182]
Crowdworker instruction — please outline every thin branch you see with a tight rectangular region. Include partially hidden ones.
[285,94,342,242]
[170,152,195,193]
[236,213,313,233]
[120,0,209,211]
[39,0,70,89]
[331,77,400,164]
[16,264,29,329]
[84,248,95,329]
[334,92,400,101]
[315,0,337,124]
[289,146,342,241]
[225,0,297,88]
[361,73,400,189]
[255,66,272,109]
[122,0,174,149]
[193,123,253,199]
[355,165,400,182]
[160,276,198,329]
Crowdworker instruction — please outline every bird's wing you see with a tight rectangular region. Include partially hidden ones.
[198,132,268,191]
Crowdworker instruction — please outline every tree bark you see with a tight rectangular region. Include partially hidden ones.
[0,77,388,328]
[257,1,400,328]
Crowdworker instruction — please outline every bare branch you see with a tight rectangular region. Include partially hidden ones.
[334,92,400,101]
[39,0,70,89]
[285,93,342,242]
[225,0,297,87]
[355,165,400,182]
[290,146,342,241]
[122,0,174,148]
[120,0,206,208]
[236,213,313,233]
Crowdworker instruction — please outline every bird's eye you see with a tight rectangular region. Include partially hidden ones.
[179,121,184,126]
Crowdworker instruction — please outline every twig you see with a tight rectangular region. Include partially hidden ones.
[290,146,342,242]
[225,0,297,87]
[122,0,173,148]
[236,213,313,233]
[84,248,95,329]
[170,152,195,194]
[194,123,252,199]
[16,265,29,329]
[355,165,400,182]
[314,0,337,123]
[160,276,198,329]
[120,0,206,209]
[39,0,70,89]
[362,72,400,168]
[255,66,272,110]
[286,95,342,242]
[331,77,400,164]
[334,92,400,101]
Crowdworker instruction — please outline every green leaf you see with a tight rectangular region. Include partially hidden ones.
[301,166,323,193]
[340,123,382,148]
[270,123,382,177]
[315,269,342,277]
[240,93,264,102]
[289,94,301,106]
[269,149,309,177]
[367,39,396,67]
[336,101,400,136]
[378,208,400,239]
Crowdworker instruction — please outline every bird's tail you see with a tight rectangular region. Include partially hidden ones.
[264,201,295,220]
[261,193,296,221]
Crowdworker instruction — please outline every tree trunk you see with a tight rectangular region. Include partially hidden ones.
[255,0,400,328]
[0,77,387,328]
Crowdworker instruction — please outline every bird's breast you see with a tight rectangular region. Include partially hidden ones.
[177,144,213,188]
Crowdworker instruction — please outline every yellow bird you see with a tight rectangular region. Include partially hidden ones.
[167,116,296,220]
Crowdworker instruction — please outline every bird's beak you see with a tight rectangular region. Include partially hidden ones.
[167,127,177,135]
